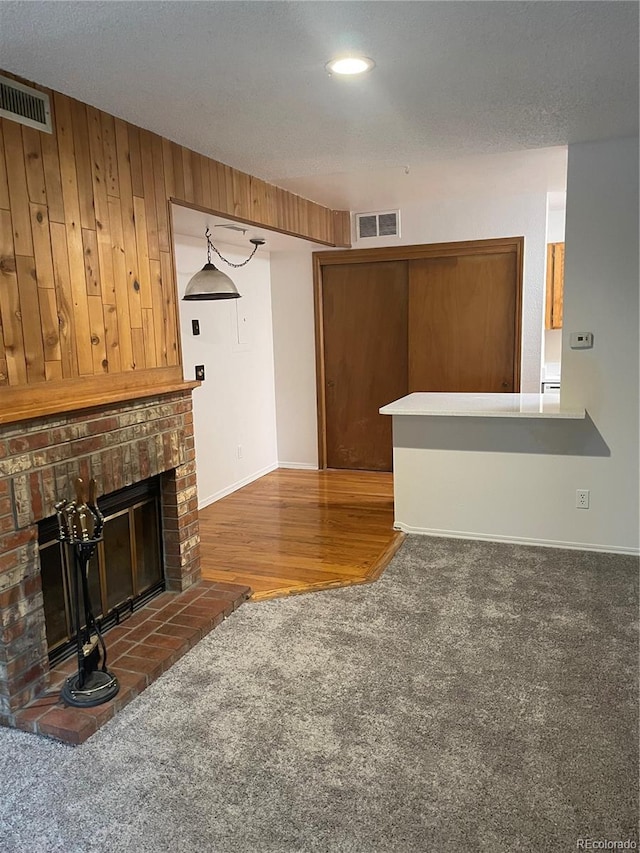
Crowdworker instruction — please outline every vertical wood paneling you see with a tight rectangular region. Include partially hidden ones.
[232,170,251,220]
[250,176,266,222]
[70,101,95,229]
[0,308,7,384]
[333,210,351,247]
[141,308,157,369]
[0,209,27,384]
[181,147,194,203]
[152,134,170,252]
[55,92,94,375]
[30,203,55,290]
[0,76,348,402]
[15,255,45,383]
[199,153,212,210]
[209,159,222,210]
[86,105,115,293]
[162,138,175,199]
[133,196,152,310]
[222,164,234,213]
[192,151,203,207]
[275,187,287,233]
[139,130,160,261]
[264,181,278,225]
[3,121,34,256]
[100,112,119,196]
[30,202,61,363]
[0,124,10,209]
[82,228,101,295]
[127,125,144,198]
[45,360,62,381]
[38,97,65,223]
[87,293,108,374]
[545,242,564,330]
[50,220,78,378]
[131,326,146,370]
[103,302,121,373]
[149,258,167,366]
[107,195,134,371]
[37,285,61,365]
[114,118,142,331]
[21,127,47,205]
[171,142,185,200]
[251,177,277,226]
[160,251,178,366]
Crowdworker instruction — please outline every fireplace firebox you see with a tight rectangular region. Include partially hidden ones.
[38,477,165,666]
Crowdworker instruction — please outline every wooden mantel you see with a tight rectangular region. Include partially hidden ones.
[0,366,200,426]
[0,70,351,422]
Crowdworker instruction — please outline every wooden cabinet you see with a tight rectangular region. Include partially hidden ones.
[545,242,565,329]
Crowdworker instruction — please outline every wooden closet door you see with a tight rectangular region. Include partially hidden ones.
[322,261,408,471]
[408,252,519,392]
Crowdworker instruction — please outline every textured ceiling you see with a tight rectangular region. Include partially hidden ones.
[0,1,637,187]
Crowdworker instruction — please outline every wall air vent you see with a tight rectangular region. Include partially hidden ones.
[0,75,52,134]
[354,210,400,241]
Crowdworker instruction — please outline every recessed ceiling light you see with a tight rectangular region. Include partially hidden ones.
[326,56,375,76]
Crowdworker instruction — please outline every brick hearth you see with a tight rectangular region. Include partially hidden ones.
[0,388,222,732]
[14,579,250,744]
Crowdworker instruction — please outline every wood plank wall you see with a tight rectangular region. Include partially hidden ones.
[0,72,351,401]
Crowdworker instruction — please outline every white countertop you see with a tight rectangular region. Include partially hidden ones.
[379,392,585,419]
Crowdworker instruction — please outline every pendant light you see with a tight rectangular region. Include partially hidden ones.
[183,227,265,301]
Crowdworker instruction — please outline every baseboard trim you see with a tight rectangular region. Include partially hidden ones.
[198,462,279,509]
[393,523,640,556]
[277,462,318,470]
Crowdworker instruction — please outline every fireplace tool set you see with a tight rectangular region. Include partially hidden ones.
[55,478,119,707]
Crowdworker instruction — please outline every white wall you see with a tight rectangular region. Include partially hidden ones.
[174,234,278,507]
[271,190,550,467]
[561,136,639,548]
[391,137,639,553]
[546,205,566,243]
[544,330,563,366]
[270,251,319,468]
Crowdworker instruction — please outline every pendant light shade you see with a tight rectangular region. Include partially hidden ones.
[183,263,240,300]
[182,227,265,301]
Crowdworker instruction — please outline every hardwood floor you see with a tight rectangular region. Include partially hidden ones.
[198,469,405,601]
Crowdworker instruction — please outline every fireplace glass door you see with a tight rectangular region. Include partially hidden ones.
[38,477,164,664]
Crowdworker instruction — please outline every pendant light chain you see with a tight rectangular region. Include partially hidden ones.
[205,227,261,268]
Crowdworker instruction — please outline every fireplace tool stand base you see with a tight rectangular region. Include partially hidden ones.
[61,669,119,708]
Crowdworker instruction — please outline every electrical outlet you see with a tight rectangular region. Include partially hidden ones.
[237,445,243,459]
[195,365,205,381]
[576,489,590,509]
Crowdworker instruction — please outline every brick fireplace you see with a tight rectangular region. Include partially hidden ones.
[0,388,202,727]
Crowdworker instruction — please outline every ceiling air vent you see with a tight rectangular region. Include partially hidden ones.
[354,210,400,241]
[0,75,52,134]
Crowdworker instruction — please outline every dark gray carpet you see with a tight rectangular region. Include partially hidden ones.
[0,536,638,852]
